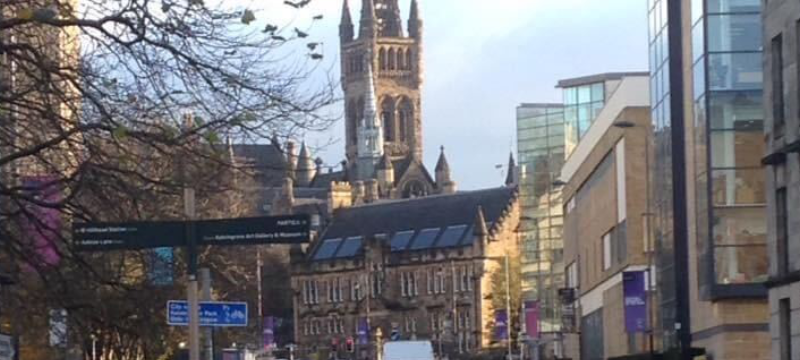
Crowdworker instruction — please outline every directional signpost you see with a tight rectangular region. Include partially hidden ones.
[73,214,311,360]
[167,301,248,327]
[73,215,310,251]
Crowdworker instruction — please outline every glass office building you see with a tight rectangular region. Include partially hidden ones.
[690,0,767,298]
[648,0,679,349]
[649,0,769,356]
[516,104,566,335]
[563,82,606,155]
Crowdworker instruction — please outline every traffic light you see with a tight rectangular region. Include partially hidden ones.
[345,337,354,353]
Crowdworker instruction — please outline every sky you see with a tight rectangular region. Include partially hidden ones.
[250,0,650,190]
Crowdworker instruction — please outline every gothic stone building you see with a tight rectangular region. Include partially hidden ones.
[290,187,520,359]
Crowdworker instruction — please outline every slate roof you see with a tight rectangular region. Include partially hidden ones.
[391,156,434,186]
[231,144,287,188]
[308,187,517,261]
[310,170,348,189]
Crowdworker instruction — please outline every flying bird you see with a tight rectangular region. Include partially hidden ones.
[306,42,320,50]
[294,28,309,38]
[313,15,323,20]
[262,24,278,33]
[283,0,311,8]
[271,35,287,42]
[310,53,324,60]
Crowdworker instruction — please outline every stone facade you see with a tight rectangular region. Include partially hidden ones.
[763,0,800,359]
[561,104,653,360]
[289,187,520,360]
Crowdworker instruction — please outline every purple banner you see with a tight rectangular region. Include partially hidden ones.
[623,271,648,333]
[21,176,62,269]
[263,316,275,349]
[524,301,539,340]
[495,309,508,341]
[357,318,369,345]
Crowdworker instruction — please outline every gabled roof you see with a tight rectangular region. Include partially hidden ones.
[308,187,517,261]
[392,156,434,186]
[231,144,287,187]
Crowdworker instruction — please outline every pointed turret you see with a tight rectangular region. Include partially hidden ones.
[505,152,517,186]
[375,0,403,37]
[296,142,316,187]
[473,206,488,238]
[435,146,456,194]
[356,63,384,180]
[376,153,394,196]
[408,0,422,39]
[340,0,354,42]
[285,141,297,180]
[359,0,376,39]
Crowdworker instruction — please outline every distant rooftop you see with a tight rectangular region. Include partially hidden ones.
[307,187,517,261]
[518,103,564,109]
[556,71,650,89]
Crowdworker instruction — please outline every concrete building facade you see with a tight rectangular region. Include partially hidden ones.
[648,0,770,358]
[762,0,800,359]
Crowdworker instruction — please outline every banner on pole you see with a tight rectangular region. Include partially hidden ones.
[623,271,648,333]
[357,318,369,345]
[263,316,275,349]
[524,301,539,340]
[494,309,508,341]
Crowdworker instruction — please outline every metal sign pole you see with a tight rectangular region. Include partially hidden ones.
[185,187,200,360]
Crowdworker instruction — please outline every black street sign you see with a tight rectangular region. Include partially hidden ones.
[73,221,185,251]
[197,215,309,247]
[73,215,310,251]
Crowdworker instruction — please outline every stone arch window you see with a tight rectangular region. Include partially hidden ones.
[398,97,413,142]
[397,48,406,70]
[379,48,387,71]
[388,48,396,70]
[403,180,428,198]
[357,53,365,73]
[406,49,413,71]
[381,97,396,142]
[347,100,358,145]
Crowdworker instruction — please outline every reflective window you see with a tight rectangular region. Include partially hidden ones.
[714,245,768,284]
[336,236,363,258]
[706,0,760,13]
[390,230,415,252]
[409,228,441,250]
[707,14,762,52]
[436,225,468,248]
[313,238,342,260]
[708,90,762,129]
[708,53,763,91]
[711,169,765,206]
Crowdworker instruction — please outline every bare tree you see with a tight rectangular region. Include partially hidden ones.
[0,0,336,358]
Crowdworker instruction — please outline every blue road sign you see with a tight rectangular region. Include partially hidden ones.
[167,301,248,327]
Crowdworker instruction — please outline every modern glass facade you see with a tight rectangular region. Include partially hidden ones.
[648,0,678,349]
[563,83,606,156]
[516,104,566,335]
[691,0,767,297]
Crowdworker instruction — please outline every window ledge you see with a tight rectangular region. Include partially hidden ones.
[762,139,800,165]
[765,270,800,289]
[704,283,767,301]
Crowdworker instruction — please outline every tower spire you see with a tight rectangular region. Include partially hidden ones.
[408,0,422,39]
[505,152,517,186]
[359,0,376,39]
[356,63,384,180]
[340,0,354,42]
